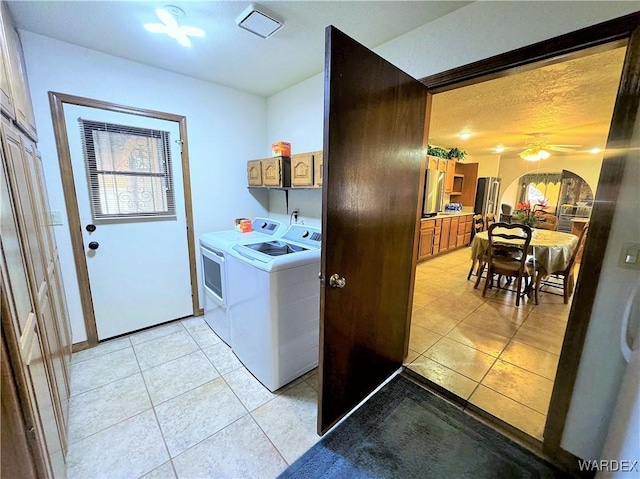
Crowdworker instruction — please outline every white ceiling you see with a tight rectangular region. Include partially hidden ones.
[7,0,471,97]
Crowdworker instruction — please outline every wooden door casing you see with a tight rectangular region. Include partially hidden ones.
[319,26,428,433]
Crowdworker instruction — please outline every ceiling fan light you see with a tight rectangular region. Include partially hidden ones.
[538,149,550,159]
[520,147,549,162]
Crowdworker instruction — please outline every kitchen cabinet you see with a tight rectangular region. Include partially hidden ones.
[449,162,478,207]
[439,217,451,253]
[449,216,459,249]
[247,151,324,189]
[0,2,37,141]
[444,160,456,194]
[313,150,323,187]
[1,9,72,477]
[418,219,436,261]
[417,214,473,262]
[247,160,262,186]
[291,152,313,187]
[427,155,439,171]
[245,156,292,188]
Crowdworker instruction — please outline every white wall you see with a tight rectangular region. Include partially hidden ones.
[561,105,640,459]
[21,32,269,344]
[264,0,639,462]
[266,73,324,227]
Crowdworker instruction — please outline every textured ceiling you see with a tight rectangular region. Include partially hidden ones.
[429,46,627,161]
[7,0,471,97]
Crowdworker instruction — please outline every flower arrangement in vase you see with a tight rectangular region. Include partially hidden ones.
[513,200,548,228]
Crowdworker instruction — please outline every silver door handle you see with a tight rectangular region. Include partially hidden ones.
[318,272,325,286]
[329,274,346,289]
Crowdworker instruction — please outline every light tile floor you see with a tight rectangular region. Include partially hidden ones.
[67,317,319,479]
[406,247,574,441]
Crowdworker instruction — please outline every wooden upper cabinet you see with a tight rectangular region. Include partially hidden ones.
[247,160,262,186]
[291,152,313,187]
[0,3,37,141]
[261,157,281,186]
[427,155,438,170]
[444,160,455,194]
[0,37,14,119]
[313,150,323,187]
[437,158,447,172]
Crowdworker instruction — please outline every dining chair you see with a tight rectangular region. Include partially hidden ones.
[535,224,589,303]
[480,222,534,306]
[485,212,497,230]
[467,214,486,280]
[537,213,559,231]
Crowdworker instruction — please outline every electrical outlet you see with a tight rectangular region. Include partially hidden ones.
[292,209,299,223]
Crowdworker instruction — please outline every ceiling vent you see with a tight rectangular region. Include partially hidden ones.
[236,4,284,39]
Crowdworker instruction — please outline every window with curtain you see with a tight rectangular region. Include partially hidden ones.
[79,119,176,220]
[518,172,562,207]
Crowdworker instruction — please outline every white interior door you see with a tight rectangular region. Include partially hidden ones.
[64,104,193,340]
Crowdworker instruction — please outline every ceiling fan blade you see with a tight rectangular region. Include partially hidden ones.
[174,32,192,48]
[143,23,167,34]
[548,145,582,152]
[180,26,205,38]
[156,8,178,29]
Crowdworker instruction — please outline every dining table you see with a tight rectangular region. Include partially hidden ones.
[470,228,580,278]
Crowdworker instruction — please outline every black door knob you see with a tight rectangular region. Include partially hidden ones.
[86,224,96,232]
[88,241,99,250]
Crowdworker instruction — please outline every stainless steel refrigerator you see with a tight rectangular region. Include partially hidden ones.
[421,168,445,218]
[474,177,501,216]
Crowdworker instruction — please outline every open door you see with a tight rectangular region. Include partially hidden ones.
[318,26,429,433]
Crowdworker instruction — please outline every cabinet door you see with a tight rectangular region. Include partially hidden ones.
[0,37,14,119]
[291,152,313,187]
[0,4,37,141]
[449,217,459,249]
[437,159,447,172]
[313,150,323,187]
[433,221,441,255]
[427,156,438,171]
[247,160,262,186]
[445,160,455,194]
[261,158,282,186]
[440,218,451,252]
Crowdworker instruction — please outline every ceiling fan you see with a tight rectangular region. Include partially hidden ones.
[496,138,582,161]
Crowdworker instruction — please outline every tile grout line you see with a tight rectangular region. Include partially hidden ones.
[130,337,177,478]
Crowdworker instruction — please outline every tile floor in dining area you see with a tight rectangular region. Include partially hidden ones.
[66,317,319,479]
[406,246,573,441]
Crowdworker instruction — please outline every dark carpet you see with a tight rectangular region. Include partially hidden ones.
[279,375,570,479]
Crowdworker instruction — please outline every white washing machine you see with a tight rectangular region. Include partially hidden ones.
[199,218,286,346]
[226,224,322,391]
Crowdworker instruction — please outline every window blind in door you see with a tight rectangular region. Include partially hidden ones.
[78,119,176,220]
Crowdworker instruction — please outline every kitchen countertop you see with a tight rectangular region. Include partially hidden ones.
[422,211,474,220]
[570,217,590,223]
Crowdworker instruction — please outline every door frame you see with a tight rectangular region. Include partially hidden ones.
[416,12,639,461]
[48,92,200,348]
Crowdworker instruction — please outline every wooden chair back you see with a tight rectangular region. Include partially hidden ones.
[473,214,484,233]
[561,223,589,274]
[485,212,496,230]
[484,223,533,305]
[487,222,532,268]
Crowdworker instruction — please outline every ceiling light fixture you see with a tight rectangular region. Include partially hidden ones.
[236,4,284,39]
[590,148,602,154]
[494,145,505,153]
[520,147,550,162]
[144,5,205,47]
[458,131,472,140]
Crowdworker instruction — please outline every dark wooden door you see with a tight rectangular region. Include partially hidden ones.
[318,26,428,433]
